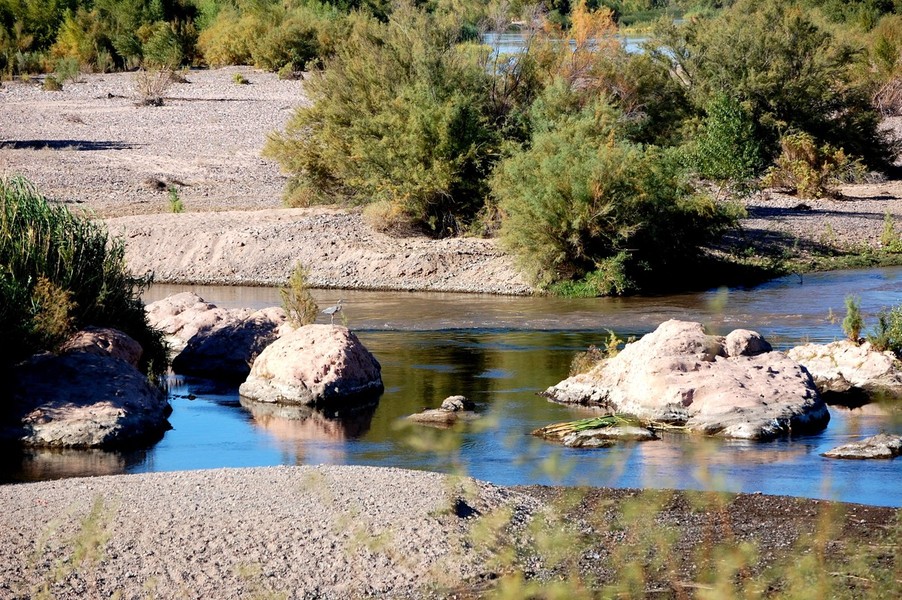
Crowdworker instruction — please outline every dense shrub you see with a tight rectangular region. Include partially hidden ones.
[650,0,894,171]
[683,94,763,182]
[0,177,167,377]
[197,1,343,71]
[762,132,865,199]
[265,3,499,235]
[867,304,902,357]
[493,83,740,293]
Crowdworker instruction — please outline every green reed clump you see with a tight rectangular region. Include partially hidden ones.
[0,176,167,377]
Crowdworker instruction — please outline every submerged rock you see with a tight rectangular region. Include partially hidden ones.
[407,396,479,427]
[146,292,292,381]
[822,433,902,460]
[544,320,829,440]
[238,324,383,406]
[533,418,658,448]
[787,340,902,404]
[2,347,170,448]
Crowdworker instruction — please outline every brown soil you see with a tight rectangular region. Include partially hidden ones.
[3,69,902,294]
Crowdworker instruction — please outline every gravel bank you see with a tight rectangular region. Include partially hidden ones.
[0,66,293,216]
[1,466,896,599]
[106,208,532,294]
[0,466,537,599]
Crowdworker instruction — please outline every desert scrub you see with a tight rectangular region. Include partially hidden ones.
[232,72,248,85]
[167,186,183,213]
[0,176,167,377]
[280,261,318,327]
[868,304,902,357]
[134,66,174,106]
[264,2,500,235]
[843,295,864,342]
[762,132,865,199]
[493,84,740,294]
[42,75,62,91]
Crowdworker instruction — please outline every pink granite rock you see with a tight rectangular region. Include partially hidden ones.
[2,352,170,448]
[239,324,383,406]
[545,320,828,440]
[59,326,143,367]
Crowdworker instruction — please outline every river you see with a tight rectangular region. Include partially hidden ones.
[2,267,900,506]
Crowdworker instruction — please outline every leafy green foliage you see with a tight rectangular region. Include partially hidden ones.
[493,84,739,293]
[265,3,499,235]
[197,1,343,71]
[0,177,167,377]
[650,0,893,170]
[867,304,902,357]
[683,94,763,181]
[842,295,864,342]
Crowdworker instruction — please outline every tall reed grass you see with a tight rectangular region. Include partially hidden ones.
[0,176,167,378]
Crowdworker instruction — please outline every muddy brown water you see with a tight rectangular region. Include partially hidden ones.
[2,267,901,506]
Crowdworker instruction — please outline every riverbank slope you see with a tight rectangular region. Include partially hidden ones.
[2,68,902,294]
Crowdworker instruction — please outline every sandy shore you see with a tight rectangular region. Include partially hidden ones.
[0,465,896,598]
[3,69,902,294]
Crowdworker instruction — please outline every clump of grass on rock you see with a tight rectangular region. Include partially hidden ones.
[280,261,318,327]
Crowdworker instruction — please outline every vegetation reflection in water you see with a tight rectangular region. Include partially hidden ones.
[3,268,902,507]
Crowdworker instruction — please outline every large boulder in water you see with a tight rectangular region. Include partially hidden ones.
[0,330,171,448]
[544,320,829,440]
[787,340,902,404]
[146,292,292,381]
[239,324,383,406]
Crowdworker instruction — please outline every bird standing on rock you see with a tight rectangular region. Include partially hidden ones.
[322,299,343,325]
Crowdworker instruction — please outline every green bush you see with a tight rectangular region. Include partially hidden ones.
[684,94,763,182]
[264,3,499,235]
[197,1,341,72]
[280,261,319,327]
[867,304,902,357]
[0,176,167,378]
[842,295,864,342]
[650,0,894,170]
[493,83,740,293]
[142,22,184,68]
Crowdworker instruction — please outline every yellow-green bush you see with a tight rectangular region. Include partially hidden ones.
[0,177,167,377]
[762,132,865,199]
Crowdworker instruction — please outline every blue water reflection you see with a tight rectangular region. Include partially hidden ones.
[2,267,901,507]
